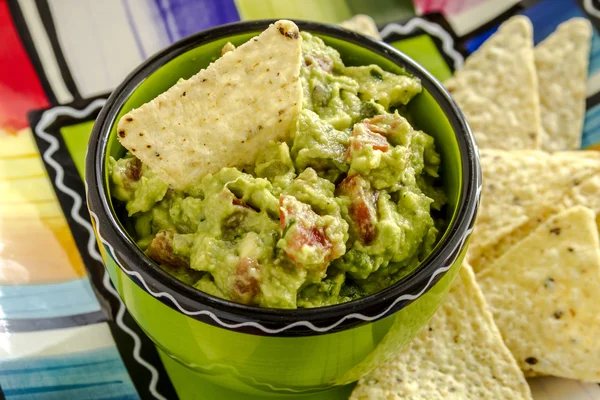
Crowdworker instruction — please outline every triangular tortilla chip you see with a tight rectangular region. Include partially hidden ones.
[339,15,381,40]
[469,149,600,273]
[536,18,592,151]
[350,264,533,400]
[445,16,541,150]
[561,170,600,218]
[472,170,600,272]
[478,206,600,382]
[117,20,303,191]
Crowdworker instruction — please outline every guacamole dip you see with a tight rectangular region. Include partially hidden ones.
[109,32,446,309]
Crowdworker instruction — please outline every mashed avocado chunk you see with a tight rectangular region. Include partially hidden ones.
[109,32,445,309]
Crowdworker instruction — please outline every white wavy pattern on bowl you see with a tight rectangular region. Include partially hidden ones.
[89,206,468,334]
[34,99,167,400]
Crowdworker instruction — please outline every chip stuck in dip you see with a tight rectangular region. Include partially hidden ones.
[109,20,446,309]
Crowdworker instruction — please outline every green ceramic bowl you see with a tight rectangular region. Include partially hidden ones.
[86,20,480,397]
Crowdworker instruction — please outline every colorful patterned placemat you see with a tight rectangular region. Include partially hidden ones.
[2,0,600,399]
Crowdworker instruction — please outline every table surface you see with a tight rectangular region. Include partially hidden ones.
[1,0,600,399]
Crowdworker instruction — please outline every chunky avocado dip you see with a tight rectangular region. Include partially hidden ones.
[109,32,446,309]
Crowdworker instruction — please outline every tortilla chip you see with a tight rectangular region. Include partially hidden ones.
[478,206,600,382]
[536,18,592,151]
[469,149,600,273]
[473,171,600,271]
[339,14,381,40]
[117,20,303,191]
[445,16,541,150]
[221,41,236,55]
[350,264,533,400]
[471,203,562,272]
[561,173,600,217]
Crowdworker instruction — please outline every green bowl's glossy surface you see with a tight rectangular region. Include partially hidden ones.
[100,243,466,396]
[86,20,480,396]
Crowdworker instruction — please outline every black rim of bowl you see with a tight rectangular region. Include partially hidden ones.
[86,19,481,337]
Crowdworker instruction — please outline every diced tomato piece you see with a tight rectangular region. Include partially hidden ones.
[279,195,334,269]
[346,122,390,161]
[351,201,377,244]
[147,230,189,268]
[362,113,412,146]
[222,189,252,210]
[356,129,389,152]
[231,197,250,209]
[231,257,260,305]
[338,175,378,244]
[124,157,142,182]
[364,123,387,135]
